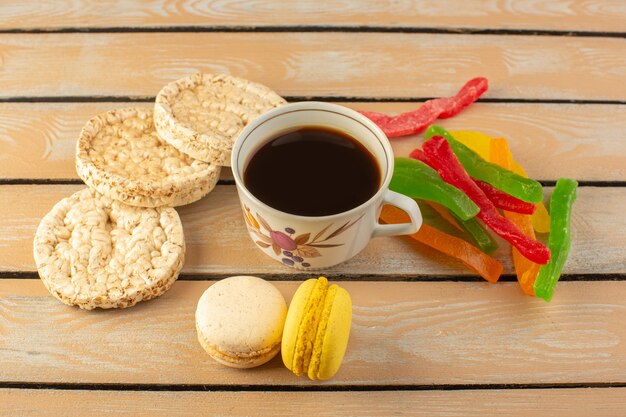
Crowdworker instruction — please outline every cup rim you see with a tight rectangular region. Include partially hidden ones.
[231,101,394,221]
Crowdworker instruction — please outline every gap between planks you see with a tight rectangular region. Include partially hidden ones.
[3,272,626,283]
[2,381,626,392]
[1,26,625,38]
[1,180,625,188]
[1,96,626,105]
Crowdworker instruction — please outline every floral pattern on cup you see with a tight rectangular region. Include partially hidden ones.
[242,204,364,268]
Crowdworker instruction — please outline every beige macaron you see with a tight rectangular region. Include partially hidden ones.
[195,276,287,368]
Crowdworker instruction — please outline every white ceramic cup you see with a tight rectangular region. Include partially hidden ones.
[231,102,422,269]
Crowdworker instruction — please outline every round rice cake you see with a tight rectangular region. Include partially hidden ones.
[76,107,220,207]
[33,188,185,310]
[154,73,286,166]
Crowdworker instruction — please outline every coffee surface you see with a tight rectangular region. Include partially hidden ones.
[244,127,381,216]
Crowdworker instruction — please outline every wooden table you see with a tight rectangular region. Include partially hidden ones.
[1,2,625,416]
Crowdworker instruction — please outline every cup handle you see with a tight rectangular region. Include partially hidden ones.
[372,190,422,238]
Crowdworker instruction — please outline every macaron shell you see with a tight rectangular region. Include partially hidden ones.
[197,326,281,369]
[313,285,352,380]
[280,278,319,374]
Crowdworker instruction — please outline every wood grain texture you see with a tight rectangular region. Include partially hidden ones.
[1,33,625,100]
[2,184,625,276]
[1,0,625,32]
[2,279,626,385]
[2,388,626,417]
[1,102,625,181]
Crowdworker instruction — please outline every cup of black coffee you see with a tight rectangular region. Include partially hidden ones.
[231,102,422,269]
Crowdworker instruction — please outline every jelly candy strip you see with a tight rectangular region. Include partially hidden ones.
[380,205,502,283]
[412,136,550,265]
[390,157,479,221]
[360,78,488,137]
[427,202,498,254]
[474,179,536,215]
[490,138,540,295]
[448,130,550,233]
[534,178,578,302]
[425,126,543,203]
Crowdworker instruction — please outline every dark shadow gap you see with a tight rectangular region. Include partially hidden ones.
[0,178,236,185]
[1,179,623,187]
[1,381,625,392]
[3,272,625,282]
[1,96,625,105]
[0,26,624,38]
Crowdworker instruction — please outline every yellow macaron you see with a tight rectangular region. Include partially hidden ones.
[282,277,352,380]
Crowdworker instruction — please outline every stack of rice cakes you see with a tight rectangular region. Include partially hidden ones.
[34,73,285,309]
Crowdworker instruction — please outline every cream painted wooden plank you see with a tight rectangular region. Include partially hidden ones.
[1,185,624,276]
[354,102,626,182]
[1,279,626,385]
[2,388,626,417]
[1,102,624,181]
[1,0,625,32]
[1,33,625,100]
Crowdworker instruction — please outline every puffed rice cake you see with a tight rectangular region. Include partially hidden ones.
[154,73,286,166]
[33,188,185,309]
[76,107,220,208]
